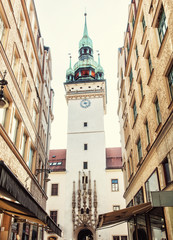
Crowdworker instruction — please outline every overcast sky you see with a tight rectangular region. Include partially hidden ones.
[34,0,130,150]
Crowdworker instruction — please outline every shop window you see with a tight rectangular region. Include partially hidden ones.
[167,66,173,100]
[113,205,120,211]
[154,96,162,125]
[137,137,142,161]
[32,225,37,240]
[145,170,159,202]
[51,184,58,196]
[111,179,119,191]
[22,223,30,239]
[134,188,144,205]
[50,211,57,224]
[162,157,171,186]
[157,6,167,44]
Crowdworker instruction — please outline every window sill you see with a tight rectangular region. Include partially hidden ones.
[147,68,154,85]
[132,114,138,129]
[146,143,151,152]
[155,122,162,133]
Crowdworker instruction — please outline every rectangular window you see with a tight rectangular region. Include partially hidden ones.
[132,15,135,29]
[148,53,153,74]
[168,66,173,100]
[0,15,5,41]
[84,144,88,150]
[135,45,138,59]
[84,122,87,127]
[121,237,127,240]
[128,155,133,177]
[134,188,144,205]
[12,47,20,80]
[158,7,167,43]
[155,97,162,124]
[145,120,150,145]
[20,67,26,94]
[113,205,120,211]
[137,137,142,161]
[129,68,133,85]
[83,162,88,169]
[11,115,19,144]
[20,133,27,158]
[0,108,7,127]
[140,80,144,98]
[113,237,120,240]
[163,157,171,186]
[111,179,119,191]
[28,147,34,170]
[133,100,137,121]
[50,211,57,224]
[51,184,58,196]
[145,171,159,202]
[142,15,146,32]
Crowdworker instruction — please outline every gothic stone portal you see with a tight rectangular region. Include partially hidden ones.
[78,229,93,240]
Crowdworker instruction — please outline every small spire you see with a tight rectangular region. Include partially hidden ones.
[83,12,88,37]
[68,53,72,68]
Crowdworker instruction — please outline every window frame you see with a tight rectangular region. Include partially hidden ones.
[137,137,142,161]
[111,179,119,192]
[50,210,57,224]
[51,184,58,196]
[154,96,162,125]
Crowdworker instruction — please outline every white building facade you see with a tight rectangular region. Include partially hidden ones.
[45,14,128,240]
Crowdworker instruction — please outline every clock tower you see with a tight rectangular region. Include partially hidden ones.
[64,13,107,240]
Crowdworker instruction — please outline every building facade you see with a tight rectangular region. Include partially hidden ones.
[117,0,173,239]
[0,0,60,239]
[45,14,128,240]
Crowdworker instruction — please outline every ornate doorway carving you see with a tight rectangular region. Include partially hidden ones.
[77,229,93,240]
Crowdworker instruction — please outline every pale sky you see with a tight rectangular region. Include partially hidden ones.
[34,0,130,149]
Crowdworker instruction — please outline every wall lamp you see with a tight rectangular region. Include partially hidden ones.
[35,168,51,176]
[0,70,8,109]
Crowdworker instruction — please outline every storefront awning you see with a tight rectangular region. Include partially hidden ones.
[0,161,61,236]
[97,202,152,228]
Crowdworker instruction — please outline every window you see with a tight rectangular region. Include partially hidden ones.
[0,14,5,41]
[83,162,88,169]
[20,133,27,158]
[129,68,133,85]
[32,107,37,126]
[145,171,159,202]
[137,137,142,161]
[121,237,127,240]
[84,144,88,150]
[142,15,146,33]
[18,12,25,38]
[12,46,20,80]
[50,211,57,224]
[0,107,7,127]
[145,120,150,145]
[158,7,167,43]
[113,205,120,211]
[135,45,138,59]
[162,157,171,186]
[11,115,19,144]
[148,53,153,74]
[25,84,31,110]
[20,66,26,95]
[113,237,120,240]
[51,184,58,196]
[134,188,144,205]
[84,122,87,127]
[133,100,137,121]
[111,179,119,191]
[0,11,8,46]
[155,97,162,124]
[128,154,133,178]
[28,147,34,170]
[140,79,144,98]
[168,66,173,100]
[132,15,135,29]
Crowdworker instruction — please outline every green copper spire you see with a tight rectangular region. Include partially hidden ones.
[79,13,93,50]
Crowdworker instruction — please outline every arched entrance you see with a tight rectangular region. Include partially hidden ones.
[78,229,93,240]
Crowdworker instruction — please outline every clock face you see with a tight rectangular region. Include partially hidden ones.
[80,99,91,108]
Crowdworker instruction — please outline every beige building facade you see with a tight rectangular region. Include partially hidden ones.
[0,0,60,239]
[117,0,173,239]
